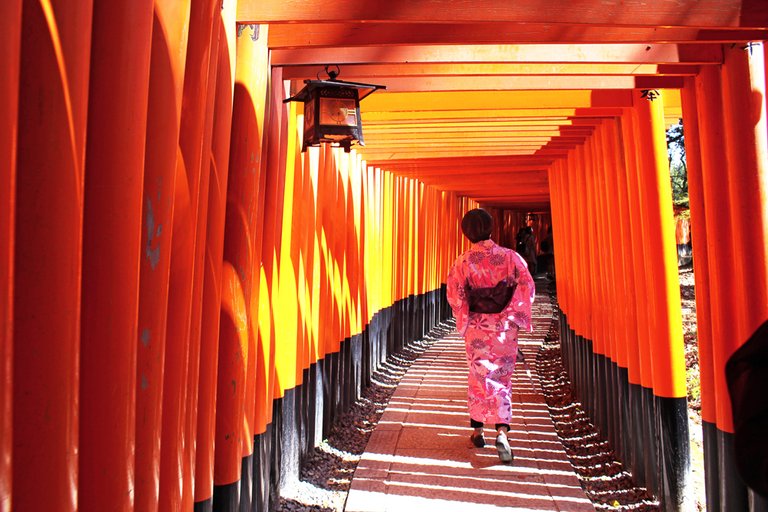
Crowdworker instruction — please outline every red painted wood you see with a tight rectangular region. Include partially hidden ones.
[159,0,219,508]
[78,1,153,509]
[0,1,21,509]
[134,1,191,509]
[238,0,768,29]
[680,77,717,426]
[195,18,236,501]
[13,2,93,510]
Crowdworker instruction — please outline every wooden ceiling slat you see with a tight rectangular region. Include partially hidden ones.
[273,43,723,66]
[281,63,701,80]
[238,0,768,28]
[242,2,743,208]
[360,148,571,160]
[268,23,768,48]
[360,90,634,111]
[318,74,685,92]
[360,108,625,120]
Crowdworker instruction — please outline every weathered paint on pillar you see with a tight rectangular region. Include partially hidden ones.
[159,0,220,509]
[134,0,191,509]
[13,2,93,510]
[0,1,21,509]
[78,1,154,509]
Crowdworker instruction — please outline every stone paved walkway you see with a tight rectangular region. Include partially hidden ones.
[345,291,594,511]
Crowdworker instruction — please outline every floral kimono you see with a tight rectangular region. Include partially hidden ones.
[447,239,535,425]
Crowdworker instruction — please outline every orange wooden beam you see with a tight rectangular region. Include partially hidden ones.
[361,107,625,121]
[281,63,702,80]
[292,75,685,92]
[237,0,768,28]
[361,90,633,112]
[273,43,723,66]
[269,23,768,48]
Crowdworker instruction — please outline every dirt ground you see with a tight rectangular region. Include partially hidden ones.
[679,265,706,510]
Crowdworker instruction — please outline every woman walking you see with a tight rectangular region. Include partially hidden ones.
[447,208,535,463]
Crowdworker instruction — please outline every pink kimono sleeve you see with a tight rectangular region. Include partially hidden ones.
[446,259,470,336]
[506,252,535,332]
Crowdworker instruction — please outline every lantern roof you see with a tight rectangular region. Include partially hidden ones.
[284,67,386,104]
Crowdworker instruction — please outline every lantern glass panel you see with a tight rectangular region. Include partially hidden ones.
[319,97,358,126]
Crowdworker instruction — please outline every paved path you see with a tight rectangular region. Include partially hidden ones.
[346,290,594,511]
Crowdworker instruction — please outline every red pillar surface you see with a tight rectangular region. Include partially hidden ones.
[194,4,237,501]
[13,2,93,511]
[159,0,219,509]
[632,90,686,399]
[254,65,285,434]
[620,110,654,389]
[78,1,153,510]
[0,1,21,509]
[680,78,717,428]
[695,65,739,434]
[213,263,249,485]
[721,44,768,349]
[607,118,640,380]
[134,1,191,509]
[602,120,630,369]
[195,5,237,502]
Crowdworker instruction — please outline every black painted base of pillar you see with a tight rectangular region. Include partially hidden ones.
[195,287,450,512]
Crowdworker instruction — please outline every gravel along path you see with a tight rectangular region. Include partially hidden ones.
[276,322,453,511]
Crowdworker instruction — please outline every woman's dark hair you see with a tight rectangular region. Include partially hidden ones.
[461,208,493,243]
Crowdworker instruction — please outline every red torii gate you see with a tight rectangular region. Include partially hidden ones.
[2,1,768,511]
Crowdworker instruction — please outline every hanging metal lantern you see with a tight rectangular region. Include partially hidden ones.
[284,65,385,152]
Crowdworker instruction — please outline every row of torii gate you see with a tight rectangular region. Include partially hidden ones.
[2,1,768,511]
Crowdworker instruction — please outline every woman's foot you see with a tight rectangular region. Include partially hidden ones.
[470,432,485,448]
[495,432,513,464]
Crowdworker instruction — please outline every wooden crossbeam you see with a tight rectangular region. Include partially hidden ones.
[268,23,768,48]
[360,108,624,121]
[359,148,570,160]
[272,43,723,66]
[237,0,768,28]
[306,74,685,92]
[360,90,633,111]
[281,63,701,80]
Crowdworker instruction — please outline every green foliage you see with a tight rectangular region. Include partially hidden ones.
[667,120,688,207]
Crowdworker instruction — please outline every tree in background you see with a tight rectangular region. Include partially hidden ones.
[667,120,688,207]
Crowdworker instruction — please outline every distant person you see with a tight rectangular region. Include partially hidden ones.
[515,219,537,275]
[447,208,535,464]
[538,225,555,280]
